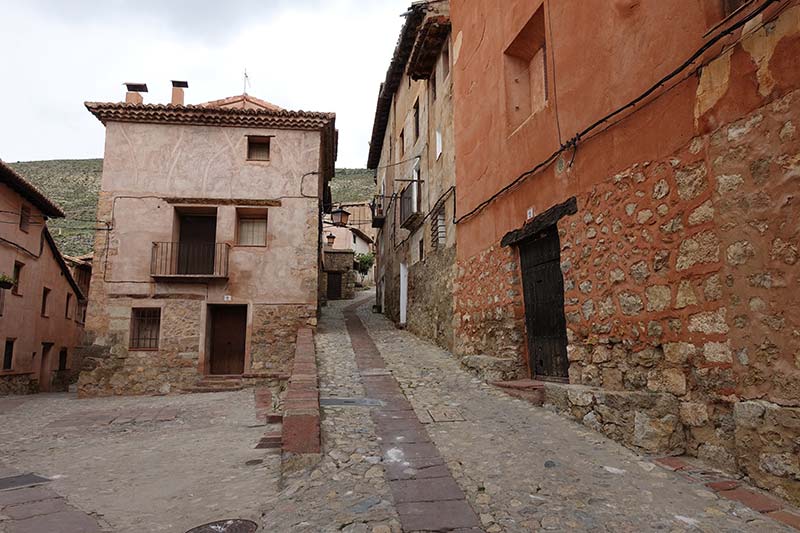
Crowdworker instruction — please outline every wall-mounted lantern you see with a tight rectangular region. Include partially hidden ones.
[326,233,336,246]
[330,208,351,227]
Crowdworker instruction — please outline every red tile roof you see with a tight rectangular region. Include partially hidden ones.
[200,94,284,111]
[0,159,64,218]
[84,100,334,131]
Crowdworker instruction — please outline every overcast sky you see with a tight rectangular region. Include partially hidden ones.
[0,0,410,168]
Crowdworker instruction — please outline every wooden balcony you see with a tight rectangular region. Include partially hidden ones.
[371,195,386,228]
[150,242,230,280]
[400,181,422,229]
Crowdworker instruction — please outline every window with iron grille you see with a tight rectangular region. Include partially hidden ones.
[19,205,31,233]
[430,207,446,249]
[130,308,161,350]
[247,136,271,161]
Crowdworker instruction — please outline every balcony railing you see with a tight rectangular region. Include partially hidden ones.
[371,195,386,228]
[150,242,230,279]
[400,181,422,229]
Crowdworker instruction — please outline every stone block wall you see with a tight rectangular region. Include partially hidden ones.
[407,245,457,351]
[78,300,316,396]
[0,374,35,396]
[322,249,357,301]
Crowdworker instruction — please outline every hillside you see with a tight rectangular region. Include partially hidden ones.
[9,159,375,257]
[10,159,102,257]
[331,168,375,204]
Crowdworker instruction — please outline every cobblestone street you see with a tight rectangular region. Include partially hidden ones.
[266,293,794,532]
[0,390,280,532]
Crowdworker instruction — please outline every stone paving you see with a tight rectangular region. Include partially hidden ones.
[271,293,790,533]
[0,390,280,532]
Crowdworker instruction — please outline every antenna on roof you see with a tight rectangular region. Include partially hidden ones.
[243,69,250,96]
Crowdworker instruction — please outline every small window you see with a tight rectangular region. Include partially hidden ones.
[431,208,446,249]
[413,99,420,141]
[435,130,443,160]
[130,308,161,350]
[443,40,451,79]
[65,293,72,319]
[430,71,437,101]
[3,339,13,370]
[12,262,22,295]
[418,239,424,262]
[41,287,50,317]
[399,129,405,157]
[58,348,68,371]
[353,233,357,245]
[76,301,87,325]
[19,205,31,233]
[236,209,268,246]
[247,136,271,161]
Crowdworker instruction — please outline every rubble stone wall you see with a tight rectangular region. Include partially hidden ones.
[0,374,35,396]
[407,245,457,351]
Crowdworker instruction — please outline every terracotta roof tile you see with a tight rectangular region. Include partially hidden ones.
[0,159,64,218]
[84,101,334,131]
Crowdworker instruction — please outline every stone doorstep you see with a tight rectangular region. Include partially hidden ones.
[489,379,546,391]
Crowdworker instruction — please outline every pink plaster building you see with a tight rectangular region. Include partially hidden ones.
[79,82,336,396]
[0,161,86,394]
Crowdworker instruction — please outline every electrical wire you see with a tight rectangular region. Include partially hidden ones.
[454,0,780,226]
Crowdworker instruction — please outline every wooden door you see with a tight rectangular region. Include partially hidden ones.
[327,273,343,300]
[209,306,247,375]
[178,215,217,275]
[39,343,53,392]
[519,226,569,380]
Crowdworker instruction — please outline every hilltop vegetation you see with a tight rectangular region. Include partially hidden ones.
[10,159,102,257]
[9,159,375,257]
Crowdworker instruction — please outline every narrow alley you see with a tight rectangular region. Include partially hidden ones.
[262,294,792,532]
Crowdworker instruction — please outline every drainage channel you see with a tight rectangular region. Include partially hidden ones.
[186,519,258,533]
[319,397,385,407]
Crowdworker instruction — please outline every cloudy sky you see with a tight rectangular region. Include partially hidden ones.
[0,0,411,168]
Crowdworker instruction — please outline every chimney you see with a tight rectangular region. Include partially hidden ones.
[171,80,188,105]
[124,82,148,104]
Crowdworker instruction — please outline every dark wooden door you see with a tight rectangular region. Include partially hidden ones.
[210,306,247,375]
[178,215,217,275]
[519,225,569,380]
[327,272,343,300]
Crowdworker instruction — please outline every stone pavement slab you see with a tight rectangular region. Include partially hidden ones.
[395,500,481,531]
[6,509,104,533]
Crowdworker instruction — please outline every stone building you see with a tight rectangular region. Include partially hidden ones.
[79,83,335,396]
[368,0,457,350]
[0,160,86,394]
[449,0,800,504]
[325,210,375,285]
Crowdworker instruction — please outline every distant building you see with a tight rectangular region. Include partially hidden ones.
[80,82,335,396]
[0,160,86,394]
[368,0,456,349]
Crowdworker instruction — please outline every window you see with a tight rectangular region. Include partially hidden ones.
[504,5,547,131]
[413,99,420,141]
[418,239,424,262]
[353,233,357,245]
[399,129,405,157]
[435,130,443,160]
[430,71,437,100]
[41,287,50,317]
[247,136,271,161]
[130,308,161,350]
[76,301,87,325]
[443,40,450,80]
[65,293,72,319]
[58,348,68,371]
[431,208,446,249]
[2,339,13,370]
[19,205,31,233]
[723,0,749,17]
[236,209,267,246]
[11,262,22,295]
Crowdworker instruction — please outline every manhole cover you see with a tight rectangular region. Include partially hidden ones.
[0,474,50,491]
[320,397,385,407]
[186,519,258,533]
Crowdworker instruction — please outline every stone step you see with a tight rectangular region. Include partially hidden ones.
[489,379,545,390]
[182,385,245,393]
[490,380,545,406]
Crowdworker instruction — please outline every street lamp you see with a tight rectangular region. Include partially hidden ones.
[330,208,351,227]
[326,233,336,247]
